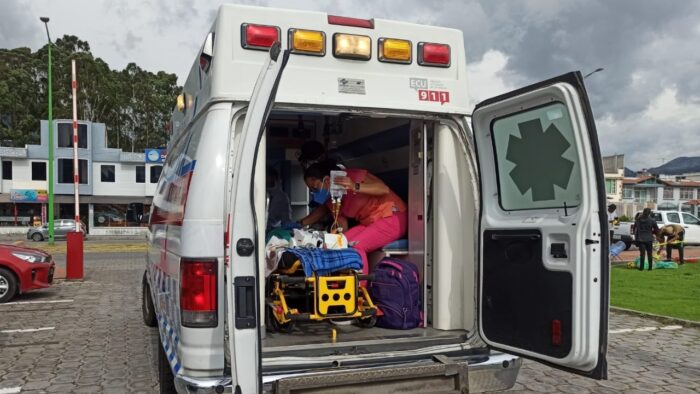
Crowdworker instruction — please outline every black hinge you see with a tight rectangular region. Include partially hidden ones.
[234,276,257,329]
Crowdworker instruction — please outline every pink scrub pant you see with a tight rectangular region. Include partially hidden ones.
[344,212,408,275]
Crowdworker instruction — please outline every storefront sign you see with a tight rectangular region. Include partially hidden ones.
[10,189,48,202]
[145,149,167,163]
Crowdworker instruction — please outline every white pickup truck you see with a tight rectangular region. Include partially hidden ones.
[612,210,700,248]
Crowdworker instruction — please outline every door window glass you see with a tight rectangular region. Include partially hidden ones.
[667,212,681,223]
[491,102,581,211]
[682,213,700,225]
[651,212,662,223]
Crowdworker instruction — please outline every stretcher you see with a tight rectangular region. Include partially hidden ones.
[265,258,378,333]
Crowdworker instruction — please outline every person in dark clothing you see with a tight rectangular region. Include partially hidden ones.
[656,224,685,265]
[634,208,659,271]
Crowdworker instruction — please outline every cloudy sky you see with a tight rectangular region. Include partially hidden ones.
[2,0,700,170]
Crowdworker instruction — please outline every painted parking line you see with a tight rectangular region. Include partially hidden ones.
[1,327,55,334]
[0,387,22,394]
[0,299,73,306]
[610,325,683,334]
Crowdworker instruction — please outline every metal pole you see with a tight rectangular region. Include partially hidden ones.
[72,59,80,231]
[46,24,55,245]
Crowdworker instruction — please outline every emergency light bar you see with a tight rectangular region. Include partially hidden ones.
[333,33,371,60]
[241,23,280,50]
[289,28,325,56]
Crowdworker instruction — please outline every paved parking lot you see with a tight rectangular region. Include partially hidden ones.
[0,251,698,393]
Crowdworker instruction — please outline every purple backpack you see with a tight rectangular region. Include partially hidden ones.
[368,258,422,329]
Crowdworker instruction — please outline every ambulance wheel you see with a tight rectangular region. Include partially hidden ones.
[158,341,177,394]
[357,316,377,328]
[142,272,157,327]
[267,305,294,333]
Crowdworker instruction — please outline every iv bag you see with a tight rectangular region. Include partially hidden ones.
[330,170,347,199]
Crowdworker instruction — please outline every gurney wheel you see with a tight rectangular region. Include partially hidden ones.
[267,304,295,333]
[356,316,377,328]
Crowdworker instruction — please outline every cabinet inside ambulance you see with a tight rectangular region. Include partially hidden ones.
[255,111,479,360]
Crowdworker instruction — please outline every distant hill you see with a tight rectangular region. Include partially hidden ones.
[648,156,700,175]
[624,167,636,177]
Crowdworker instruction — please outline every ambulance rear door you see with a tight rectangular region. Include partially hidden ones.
[472,72,608,379]
[226,42,290,393]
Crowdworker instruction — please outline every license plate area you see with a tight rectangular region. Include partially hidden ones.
[274,360,469,394]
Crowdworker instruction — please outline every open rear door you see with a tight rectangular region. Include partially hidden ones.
[472,72,608,379]
[226,42,289,393]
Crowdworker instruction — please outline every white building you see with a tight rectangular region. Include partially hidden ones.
[602,154,625,202]
[0,120,163,235]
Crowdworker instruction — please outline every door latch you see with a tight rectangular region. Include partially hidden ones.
[585,239,600,245]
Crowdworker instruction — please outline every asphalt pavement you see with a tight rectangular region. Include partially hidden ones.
[0,252,698,393]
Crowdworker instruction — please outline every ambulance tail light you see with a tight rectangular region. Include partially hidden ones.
[418,42,451,67]
[289,28,326,56]
[241,23,280,50]
[378,38,412,64]
[328,15,374,29]
[333,33,371,60]
[181,259,218,328]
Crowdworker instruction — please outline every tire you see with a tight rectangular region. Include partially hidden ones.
[0,267,18,304]
[356,316,377,328]
[266,304,294,333]
[158,341,177,394]
[142,272,158,327]
[31,233,43,242]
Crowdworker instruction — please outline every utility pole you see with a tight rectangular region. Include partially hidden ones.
[40,16,55,245]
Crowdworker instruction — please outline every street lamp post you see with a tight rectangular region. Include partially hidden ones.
[40,17,55,245]
[584,67,604,79]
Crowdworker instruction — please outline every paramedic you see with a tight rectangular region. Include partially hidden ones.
[656,223,685,265]
[266,168,292,230]
[299,163,407,274]
[634,208,658,271]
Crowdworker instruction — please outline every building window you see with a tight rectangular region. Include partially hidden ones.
[622,187,634,199]
[150,165,163,184]
[136,165,145,183]
[57,123,88,148]
[605,179,617,194]
[94,204,127,227]
[101,165,116,182]
[2,161,12,180]
[679,187,694,200]
[31,162,47,181]
[663,187,674,200]
[58,159,88,184]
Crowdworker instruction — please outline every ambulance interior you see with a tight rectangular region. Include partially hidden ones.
[258,111,477,357]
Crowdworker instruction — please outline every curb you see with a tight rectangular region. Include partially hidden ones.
[611,306,700,328]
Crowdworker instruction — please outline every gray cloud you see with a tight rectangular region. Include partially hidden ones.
[0,1,41,48]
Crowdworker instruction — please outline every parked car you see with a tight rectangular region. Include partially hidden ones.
[0,244,55,303]
[27,219,87,242]
[613,210,700,249]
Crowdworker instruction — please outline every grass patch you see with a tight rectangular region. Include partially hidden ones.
[610,263,700,321]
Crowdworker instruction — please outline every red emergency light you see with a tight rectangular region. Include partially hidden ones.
[328,15,374,29]
[241,23,281,50]
[418,42,451,67]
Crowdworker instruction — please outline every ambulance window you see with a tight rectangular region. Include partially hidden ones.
[491,102,582,211]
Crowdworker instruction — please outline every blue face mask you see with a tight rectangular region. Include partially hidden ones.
[311,177,330,204]
[312,188,330,204]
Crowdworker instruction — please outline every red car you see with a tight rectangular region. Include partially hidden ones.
[0,244,55,303]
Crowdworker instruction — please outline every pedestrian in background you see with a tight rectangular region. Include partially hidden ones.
[634,208,658,271]
[607,204,618,243]
[656,223,685,265]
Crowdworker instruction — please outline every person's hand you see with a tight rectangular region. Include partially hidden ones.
[332,176,354,190]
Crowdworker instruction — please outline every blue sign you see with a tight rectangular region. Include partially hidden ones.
[145,149,167,163]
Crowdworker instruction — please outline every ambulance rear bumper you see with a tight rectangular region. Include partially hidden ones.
[174,375,232,394]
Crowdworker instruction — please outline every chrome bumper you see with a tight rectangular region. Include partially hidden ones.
[175,375,232,394]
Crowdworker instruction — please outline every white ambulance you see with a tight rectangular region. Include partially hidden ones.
[142,4,609,393]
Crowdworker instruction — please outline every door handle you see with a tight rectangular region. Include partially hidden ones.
[234,276,257,329]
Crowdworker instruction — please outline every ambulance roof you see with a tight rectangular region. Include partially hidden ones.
[173,4,470,134]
